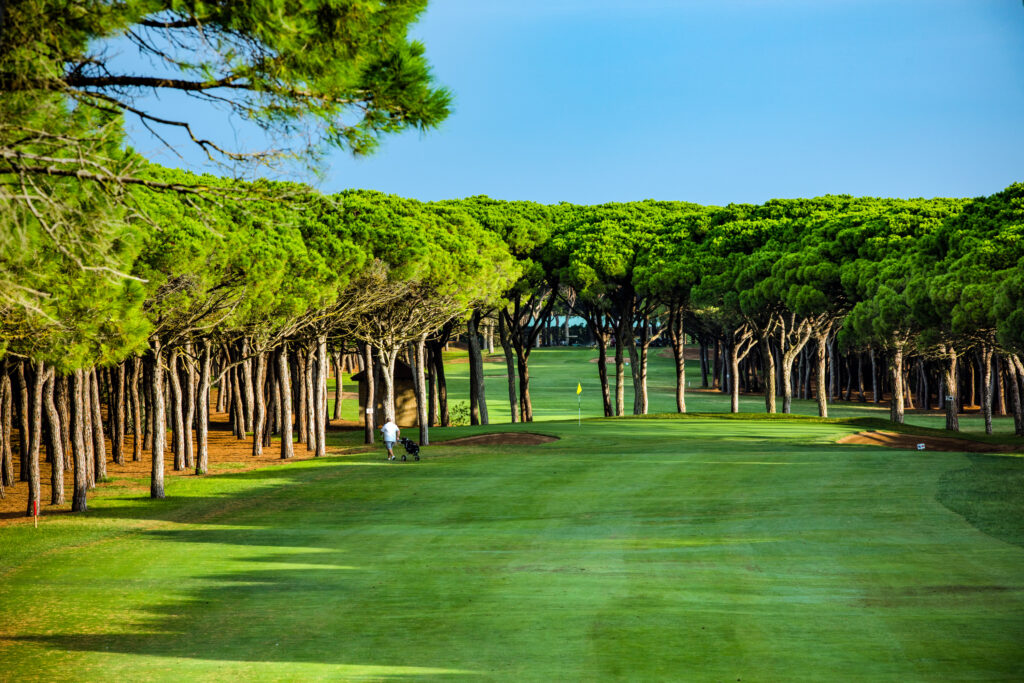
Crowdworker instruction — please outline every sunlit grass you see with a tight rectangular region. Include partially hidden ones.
[2,347,1022,679]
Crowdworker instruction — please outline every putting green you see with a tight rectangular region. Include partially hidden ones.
[2,417,1022,680]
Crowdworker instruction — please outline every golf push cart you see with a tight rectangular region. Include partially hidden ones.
[395,437,420,462]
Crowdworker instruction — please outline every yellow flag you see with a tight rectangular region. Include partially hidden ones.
[576,382,582,395]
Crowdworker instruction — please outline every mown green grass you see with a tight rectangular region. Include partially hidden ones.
[433,345,1020,437]
[2,416,1024,680]
[2,347,1023,680]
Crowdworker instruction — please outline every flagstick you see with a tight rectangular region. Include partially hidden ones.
[577,380,582,426]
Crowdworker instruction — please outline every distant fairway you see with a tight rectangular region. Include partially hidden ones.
[2,411,1023,680]
[439,347,1024,437]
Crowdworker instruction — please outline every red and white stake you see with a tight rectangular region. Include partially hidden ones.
[33,499,38,528]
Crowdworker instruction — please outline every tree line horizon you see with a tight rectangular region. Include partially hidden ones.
[2,165,1023,518]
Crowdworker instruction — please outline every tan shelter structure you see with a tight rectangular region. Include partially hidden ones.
[350,359,428,429]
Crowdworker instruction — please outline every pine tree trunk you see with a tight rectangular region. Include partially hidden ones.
[431,341,452,426]
[638,326,650,415]
[760,331,776,413]
[130,356,143,462]
[941,344,958,432]
[516,344,534,422]
[242,337,255,433]
[669,307,687,413]
[498,315,519,423]
[996,354,1007,416]
[102,368,113,439]
[595,328,613,418]
[150,337,167,498]
[378,347,398,423]
[780,357,794,415]
[278,343,295,459]
[797,348,807,400]
[889,344,906,425]
[842,352,853,402]
[968,353,978,408]
[295,347,307,445]
[82,365,95,488]
[111,362,125,465]
[870,348,879,403]
[264,353,276,446]
[235,363,248,439]
[856,352,866,402]
[468,318,480,425]
[90,369,106,482]
[1015,356,1024,424]
[143,358,154,454]
[917,359,927,410]
[614,331,625,417]
[467,312,488,425]
[778,328,802,414]
[16,361,29,481]
[700,341,709,388]
[905,362,921,411]
[216,351,228,413]
[827,339,836,401]
[252,351,267,457]
[332,349,343,422]
[305,344,316,450]
[414,334,430,445]
[729,342,741,413]
[43,370,65,506]
[628,326,643,415]
[183,343,196,469]
[196,339,212,474]
[25,361,44,516]
[831,344,839,397]
[981,345,994,435]
[0,372,13,488]
[721,340,730,395]
[58,376,72,470]
[712,339,720,389]
[71,369,88,512]
[362,343,375,445]
[815,332,829,418]
[475,331,488,425]
[314,335,328,458]
[1005,354,1024,436]
[427,355,437,427]
[168,350,185,470]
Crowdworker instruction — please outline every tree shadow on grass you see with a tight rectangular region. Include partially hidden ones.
[10,518,487,674]
[73,454,403,525]
[937,453,1024,550]
[13,574,479,675]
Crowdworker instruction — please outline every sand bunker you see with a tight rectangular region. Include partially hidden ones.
[838,430,1022,454]
[439,433,559,446]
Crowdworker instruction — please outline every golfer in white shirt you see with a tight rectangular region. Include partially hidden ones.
[381,420,400,461]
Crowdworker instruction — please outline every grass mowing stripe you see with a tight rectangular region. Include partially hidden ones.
[2,345,1023,680]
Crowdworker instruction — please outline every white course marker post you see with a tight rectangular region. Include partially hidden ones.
[576,382,582,426]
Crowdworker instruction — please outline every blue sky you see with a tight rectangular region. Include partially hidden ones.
[126,0,1024,206]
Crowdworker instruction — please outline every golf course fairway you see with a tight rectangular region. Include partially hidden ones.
[1,416,1022,680]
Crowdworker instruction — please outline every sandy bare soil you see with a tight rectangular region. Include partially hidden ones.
[837,430,1023,454]
[0,411,371,525]
[437,433,559,446]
